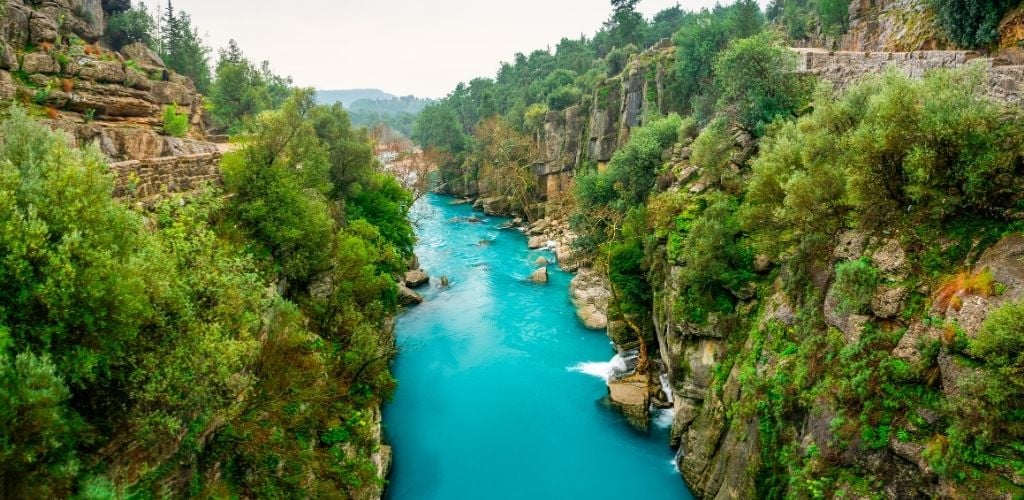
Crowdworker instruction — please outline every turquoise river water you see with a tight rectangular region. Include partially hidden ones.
[384,194,694,499]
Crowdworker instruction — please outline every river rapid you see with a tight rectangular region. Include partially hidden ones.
[384,194,694,499]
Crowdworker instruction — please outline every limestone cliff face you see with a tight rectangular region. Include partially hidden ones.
[0,0,214,161]
[841,0,948,51]
[841,0,1024,53]
[531,41,676,204]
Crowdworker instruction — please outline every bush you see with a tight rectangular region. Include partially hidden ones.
[106,7,155,50]
[832,258,880,314]
[547,85,582,111]
[972,300,1024,368]
[162,104,189,137]
[690,117,736,188]
[741,68,1023,259]
[714,31,811,135]
[932,0,1018,49]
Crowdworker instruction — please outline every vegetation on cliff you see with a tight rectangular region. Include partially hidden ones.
[416,0,1024,496]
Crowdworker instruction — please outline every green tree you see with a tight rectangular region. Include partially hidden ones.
[413,102,467,155]
[159,2,212,93]
[714,31,810,134]
[106,4,155,50]
[209,40,292,132]
[932,0,1017,48]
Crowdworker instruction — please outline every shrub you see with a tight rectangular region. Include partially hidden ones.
[690,117,736,188]
[106,7,155,50]
[714,31,811,135]
[162,104,189,137]
[935,269,995,311]
[523,103,549,132]
[932,0,1018,49]
[832,258,880,314]
[547,85,582,111]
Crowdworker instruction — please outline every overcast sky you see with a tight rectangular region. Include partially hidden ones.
[157,0,764,98]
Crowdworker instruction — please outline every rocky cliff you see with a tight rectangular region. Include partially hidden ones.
[0,0,215,161]
[498,32,1024,499]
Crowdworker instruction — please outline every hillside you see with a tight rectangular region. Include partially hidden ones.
[315,88,396,106]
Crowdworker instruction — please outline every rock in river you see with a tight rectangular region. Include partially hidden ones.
[530,266,549,284]
[404,269,430,288]
[398,284,423,305]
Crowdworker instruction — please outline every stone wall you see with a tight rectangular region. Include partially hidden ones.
[795,48,1024,103]
[109,152,222,204]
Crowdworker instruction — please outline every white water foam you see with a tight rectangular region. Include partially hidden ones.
[653,407,675,429]
[568,353,628,383]
[659,373,674,404]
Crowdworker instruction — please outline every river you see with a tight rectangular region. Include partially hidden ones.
[384,194,694,499]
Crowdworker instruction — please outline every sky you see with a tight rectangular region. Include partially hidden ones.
[159,0,766,98]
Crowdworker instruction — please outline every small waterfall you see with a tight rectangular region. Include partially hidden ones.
[568,350,635,383]
[653,407,675,429]
[660,373,674,404]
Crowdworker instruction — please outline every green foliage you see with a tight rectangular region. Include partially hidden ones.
[159,3,212,93]
[546,84,582,110]
[670,193,755,323]
[741,68,1023,260]
[690,117,736,188]
[161,104,188,137]
[0,108,265,494]
[0,352,78,497]
[209,40,293,132]
[346,175,416,261]
[768,0,852,40]
[105,6,155,50]
[412,102,466,155]
[673,1,764,119]
[714,31,810,135]
[832,258,880,315]
[931,0,1018,48]
[523,103,550,132]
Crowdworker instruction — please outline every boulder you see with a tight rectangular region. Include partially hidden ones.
[834,230,869,261]
[398,284,423,306]
[556,243,578,272]
[892,322,940,364]
[404,269,429,288]
[527,235,546,249]
[871,238,909,281]
[0,70,14,101]
[21,52,59,74]
[28,11,59,44]
[161,138,218,157]
[608,372,650,431]
[480,196,511,216]
[535,256,549,266]
[65,81,159,118]
[107,127,164,160]
[0,41,16,70]
[529,266,548,284]
[871,285,908,319]
[120,42,166,71]
[149,80,194,106]
[570,268,611,330]
[77,60,125,84]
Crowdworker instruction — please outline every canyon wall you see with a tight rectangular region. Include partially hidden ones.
[0,0,213,162]
[515,27,1024,498]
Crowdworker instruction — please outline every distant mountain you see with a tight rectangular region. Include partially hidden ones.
[315,89,396,106]
[349,96,435,116]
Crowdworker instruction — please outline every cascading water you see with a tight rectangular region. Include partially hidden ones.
[384,194,693,499]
